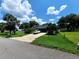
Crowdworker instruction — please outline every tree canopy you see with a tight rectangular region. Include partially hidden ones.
[3,13,17,22]
[58,14,79,31]
[2,13,17,34]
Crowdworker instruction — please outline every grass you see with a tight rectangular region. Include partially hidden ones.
[32,33,79,54]
[61,32,79,44]
[10,31,26,37]
[0,31,26,38]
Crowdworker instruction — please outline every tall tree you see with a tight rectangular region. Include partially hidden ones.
[29,21,39,28]
[58,16,67,29]
[47,23,58,35]
[58,13,79,31]
[3,13,17,34]
[19,23,29,31]
[3,13,17,22]
[0,22,5,32]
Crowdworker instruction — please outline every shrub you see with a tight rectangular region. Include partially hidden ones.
[5,33,11,38]
[47,23,58,35]
[24,28,33,34]
[1,29,4,33]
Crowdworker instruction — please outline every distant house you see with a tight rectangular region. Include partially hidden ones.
[34,25,48,32]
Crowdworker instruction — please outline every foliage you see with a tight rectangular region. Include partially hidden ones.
[58,14,79,31]
[0,23,5,32]
[19,23,29,30]
[24,28,34,34]
[3,13,17,22]
[3,13,17,34]
[47,23,58,35]
[29,21,39,28]
[19,21,39,34]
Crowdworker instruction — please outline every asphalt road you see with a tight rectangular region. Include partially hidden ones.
[0,38,79,59]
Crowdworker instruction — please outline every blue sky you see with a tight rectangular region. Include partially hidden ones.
[0,0,79,24]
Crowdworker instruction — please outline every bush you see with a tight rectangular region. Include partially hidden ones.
[5,34,11,38]
[47,23,58,35]
[24,28,33,34]
[47,30,58,35]
[1,29,4,33]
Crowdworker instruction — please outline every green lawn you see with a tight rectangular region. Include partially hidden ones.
[11,31,26,37]
[61,32,79,44]
[0,31,25,38]
[32,33,79,54]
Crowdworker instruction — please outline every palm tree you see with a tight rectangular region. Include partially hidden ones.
[3,13,17,34]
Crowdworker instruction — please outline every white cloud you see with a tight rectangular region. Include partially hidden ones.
[0,0,33,22]
[47,4,67,15]
[0,0,47,25]
[48,16,61,24]
[31,16,47,25]
[17,16,30,23]
[0,19,6,23]
[49,19,55,24]
[38,19,47,25]
[49,19,55,22]
[57,16,61,19]
[47,6,60,15]
[60,5,67,11]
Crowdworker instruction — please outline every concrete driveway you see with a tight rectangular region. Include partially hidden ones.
[0,38,79,59]
[10,33,46,42]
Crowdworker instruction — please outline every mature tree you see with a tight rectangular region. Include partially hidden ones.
[19,22,35,34]
[58,16,67,29]
[3,13,17,34]
[66,14,77,31]
[0,23,5,32]
[19,23,29,31]
[47,23,58,35]
[29,21,39,28]
[3,13,17,22]
[58,13,79,31]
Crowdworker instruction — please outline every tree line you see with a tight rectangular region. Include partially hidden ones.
[58,14,79,31]
[0,13,79,35]
[0,13,39,35]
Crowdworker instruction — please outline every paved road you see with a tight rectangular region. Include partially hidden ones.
[0,38,79,59]
[10,33,46,42]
